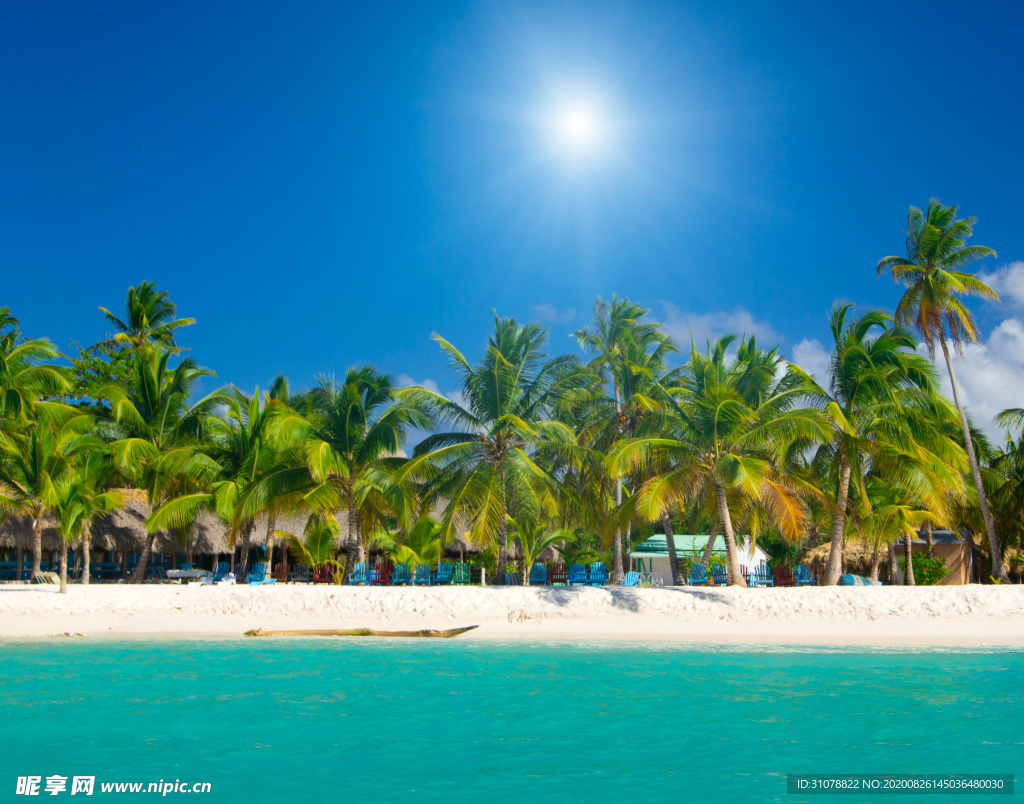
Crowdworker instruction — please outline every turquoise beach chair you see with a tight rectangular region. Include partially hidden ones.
[432,563,453,585]
[587,562,608,586]
[504,571,520,585]
[567,563,587,586]
[391,563,411,585]
[749,564,775,587]
[348,561,369,586]
[412,564,432,586]
[794,566,816,586]
[212,562,231,582]
[689,564,708,586]
[247,562,276,585]
[709,564,727,586]
[528,563,547,585]
[621,571,640,587]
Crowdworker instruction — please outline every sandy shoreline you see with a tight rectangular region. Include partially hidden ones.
[1,584,1023,646]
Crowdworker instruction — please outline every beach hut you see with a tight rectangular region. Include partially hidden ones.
[629,534,769,585]
[892,530,973,585]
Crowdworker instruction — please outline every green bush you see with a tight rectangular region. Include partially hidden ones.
[898,554,949,586]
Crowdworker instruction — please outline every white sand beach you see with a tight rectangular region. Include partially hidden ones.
[1,584,1023,646]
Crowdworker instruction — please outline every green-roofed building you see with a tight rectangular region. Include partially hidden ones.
[629,533,769,585]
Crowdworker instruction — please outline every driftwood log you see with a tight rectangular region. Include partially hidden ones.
[244,625,478,639]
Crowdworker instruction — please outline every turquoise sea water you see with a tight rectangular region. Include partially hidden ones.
[1,640,1021,803]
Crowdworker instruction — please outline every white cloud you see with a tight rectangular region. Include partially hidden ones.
[531,303,577,325]
[978,261,1024,308]
[937,317,1024,436]
[394,374,441,394]
[660,303,782,348]
[791,338,831,382]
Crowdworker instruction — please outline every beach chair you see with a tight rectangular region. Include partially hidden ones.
[391,563,411,585]
[548,562,567,585]
[433,563,453,585]
[773,566,796,587]
[689,564,709,586]
[621,571,640,587]
[211,561,231,583]
[708,564,727,586]
[794,566,816,586]
[248,562,276,585]
[370,562,392,586]
[504,572,520,585]
[567,563,587,586]
[587,562,608,586]
[411,564,432,586]
[741,568,751,586]
[291,563,310,583]
[273,562,289,583]
[348,561,370,586]
[749,564,775,587]
[839,574,879,586]
[528,563,547,585]
[233,563,249,584]
[452,563,471,585]
[312,564,334,584]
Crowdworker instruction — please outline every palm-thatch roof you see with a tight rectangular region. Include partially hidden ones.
[801,541,890,577]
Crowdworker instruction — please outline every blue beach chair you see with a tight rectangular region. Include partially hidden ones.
[709,564,727,586]
[794,566,816,586]
[348,561,369,586]
[689,564,708,586]
[412,564,432,586]
[621,571,640,587]
[749,564,775,587]
[528,563,547,585]
[587,562,608,586]
[567,563,587,586]
[432,563,453,585]
[504,571,520,586]
[247,562,276,585]
[391,563,412,585]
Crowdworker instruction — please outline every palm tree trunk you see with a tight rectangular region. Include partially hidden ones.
[823,460,852,585]
[344,504,359,584]
[612,389,624,581]
[496,515,509,584]
[869,545,880,582]
[714,481,746,587]
[904,533,916,586]
[939,333,1007,582]
[237,521,254,571]
[31,516,43,576]
[73,546,82,581]
[888,542,899,583]
[660,511,683,585]
[924,521,934,559]
[59,545,68,594]
[129,533,156,584]
[81,526,91,586]
[16,547,23,582]
[265,508,278,573]
[700,518,722,568]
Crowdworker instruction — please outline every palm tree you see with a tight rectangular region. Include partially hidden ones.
[272,368,429,580]
[100,349,223,582]
[283,514,342,572]
[509,516,573,585]
[608,335,828,585]
[573,296,676,579]
[810,304,966,585]
[0,307,73,423]
[51,452,124,593]
[97,281,195,353]
[877,200,1007,581]
[400,315,588,582]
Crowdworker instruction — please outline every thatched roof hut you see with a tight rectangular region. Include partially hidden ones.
[801,541,890,579]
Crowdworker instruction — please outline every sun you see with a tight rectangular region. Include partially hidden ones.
[553,103,603,155]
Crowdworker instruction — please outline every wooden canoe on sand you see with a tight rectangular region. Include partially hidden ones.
[244,625,478,639]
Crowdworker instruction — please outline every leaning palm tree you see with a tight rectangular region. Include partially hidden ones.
[0,307,73,423]
[809,303,967,585]
[100,349,223,582]
[508,515,574,585]
[272,368,429,580]
[607,335,829,585]
[96,281,195,353]
[877,200,1007,581]
[400,315,589,582]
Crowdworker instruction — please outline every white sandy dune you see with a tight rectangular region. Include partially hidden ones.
[2,584,1024,646]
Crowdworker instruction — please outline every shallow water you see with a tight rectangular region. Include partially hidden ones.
[0,640,1020,802]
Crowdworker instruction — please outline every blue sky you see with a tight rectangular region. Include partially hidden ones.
[2,1,1023,430]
